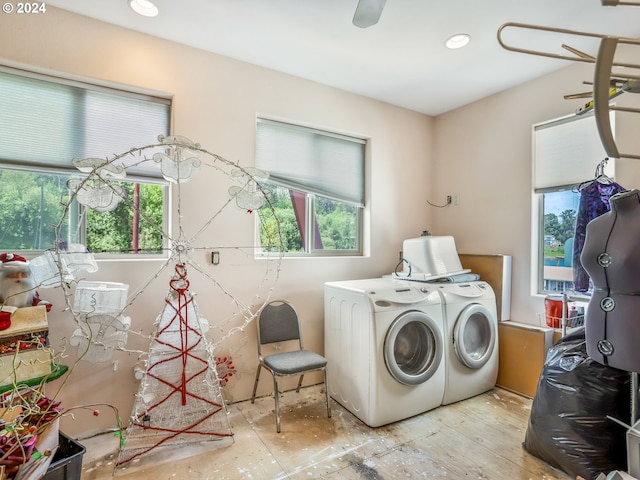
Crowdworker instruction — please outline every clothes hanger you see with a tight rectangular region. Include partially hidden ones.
[594,158,613,184]
[576,158,614,191]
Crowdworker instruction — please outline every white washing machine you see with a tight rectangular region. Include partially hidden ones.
[437,281,499,405]
[324,278,445,427]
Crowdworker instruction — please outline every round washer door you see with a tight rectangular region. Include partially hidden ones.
[384,310,443,386]
[453,303,496,369]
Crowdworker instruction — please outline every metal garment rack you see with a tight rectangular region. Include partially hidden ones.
[559,291,586,338]
[497,22,640,159]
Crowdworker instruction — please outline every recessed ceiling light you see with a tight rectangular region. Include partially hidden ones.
[445,33,471,49]
[129,0,159,17]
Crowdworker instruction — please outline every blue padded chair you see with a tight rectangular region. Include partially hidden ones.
[251,300,331,432]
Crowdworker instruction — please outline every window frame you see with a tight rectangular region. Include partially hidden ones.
[0,163,171,259]
[81,176,171,260]
[310,194,363,256]
[533,188,580,295]
[0,65,172,258]
[531,111,615,296]
[255,118,365,258]
[256,181,364,257]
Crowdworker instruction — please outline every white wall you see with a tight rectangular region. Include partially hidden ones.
[433,61,640,323]
[0,7,434,437]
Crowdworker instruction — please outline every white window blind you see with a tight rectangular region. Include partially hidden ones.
[0,67,171,178]
[255,118,365,206]
[533,112,615,192]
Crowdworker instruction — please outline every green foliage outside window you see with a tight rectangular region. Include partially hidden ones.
[0,168,164,254]
[259,186,302,253]
[258,183,359,254]
[543,209,577,258]
[86,182,164,254]
[0,169,69,250]
[315,197,357,250]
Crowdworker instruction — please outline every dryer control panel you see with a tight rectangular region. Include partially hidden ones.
[439,282,488,298]
[369,284,439,306]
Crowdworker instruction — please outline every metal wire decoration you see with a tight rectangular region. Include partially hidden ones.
[41,134,285,474]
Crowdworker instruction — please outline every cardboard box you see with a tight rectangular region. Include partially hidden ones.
[0,306,48,338]
[0,349,53,387]
[496,321,554,398]
[0,306,51,388]
[459,253,512,321]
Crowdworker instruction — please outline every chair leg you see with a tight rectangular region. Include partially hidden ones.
[296,374,304,393]
[324,368,332,418]
[251,364,262,404]
[273,375,281,433]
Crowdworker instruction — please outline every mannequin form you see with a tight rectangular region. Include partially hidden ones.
[581,189,640,371]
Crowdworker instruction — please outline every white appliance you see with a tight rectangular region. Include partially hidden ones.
[395,235,470,281]
[324,278,446,427]
[436,281,499,405]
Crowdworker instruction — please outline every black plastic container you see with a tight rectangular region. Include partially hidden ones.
[42,432,86,480]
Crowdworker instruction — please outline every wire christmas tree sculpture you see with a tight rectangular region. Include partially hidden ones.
[115,263,233,469]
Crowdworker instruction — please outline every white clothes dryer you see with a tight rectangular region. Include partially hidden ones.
[324,278,445,427]
[436,281,499,405]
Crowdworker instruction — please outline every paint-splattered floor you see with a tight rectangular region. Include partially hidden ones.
[79,386,569,479]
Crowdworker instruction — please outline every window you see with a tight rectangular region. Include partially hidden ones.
[255,118,365,256]
[0,66,171,255]
[538,190,580,293]
[533,112,615,295]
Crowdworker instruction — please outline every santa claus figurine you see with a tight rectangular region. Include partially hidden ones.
[0,252,52,312]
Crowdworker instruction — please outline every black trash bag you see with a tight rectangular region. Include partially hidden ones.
[523,327,631,480]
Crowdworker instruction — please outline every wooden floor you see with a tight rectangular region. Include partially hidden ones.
[80,385,570,479]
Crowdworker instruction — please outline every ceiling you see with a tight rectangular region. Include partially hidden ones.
[45,0,640,116]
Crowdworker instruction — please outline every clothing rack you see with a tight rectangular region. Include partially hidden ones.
[497,22,640,159]
[559,291,588,337]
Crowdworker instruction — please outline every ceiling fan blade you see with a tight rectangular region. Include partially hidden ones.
[353,0,386,28]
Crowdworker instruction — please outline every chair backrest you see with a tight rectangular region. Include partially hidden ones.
[257,300,302,348]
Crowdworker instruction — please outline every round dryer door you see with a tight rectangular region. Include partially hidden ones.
[384,310,443,386]
[453,303,496,369]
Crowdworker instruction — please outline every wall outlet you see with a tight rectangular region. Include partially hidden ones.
[452,193,460,205]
